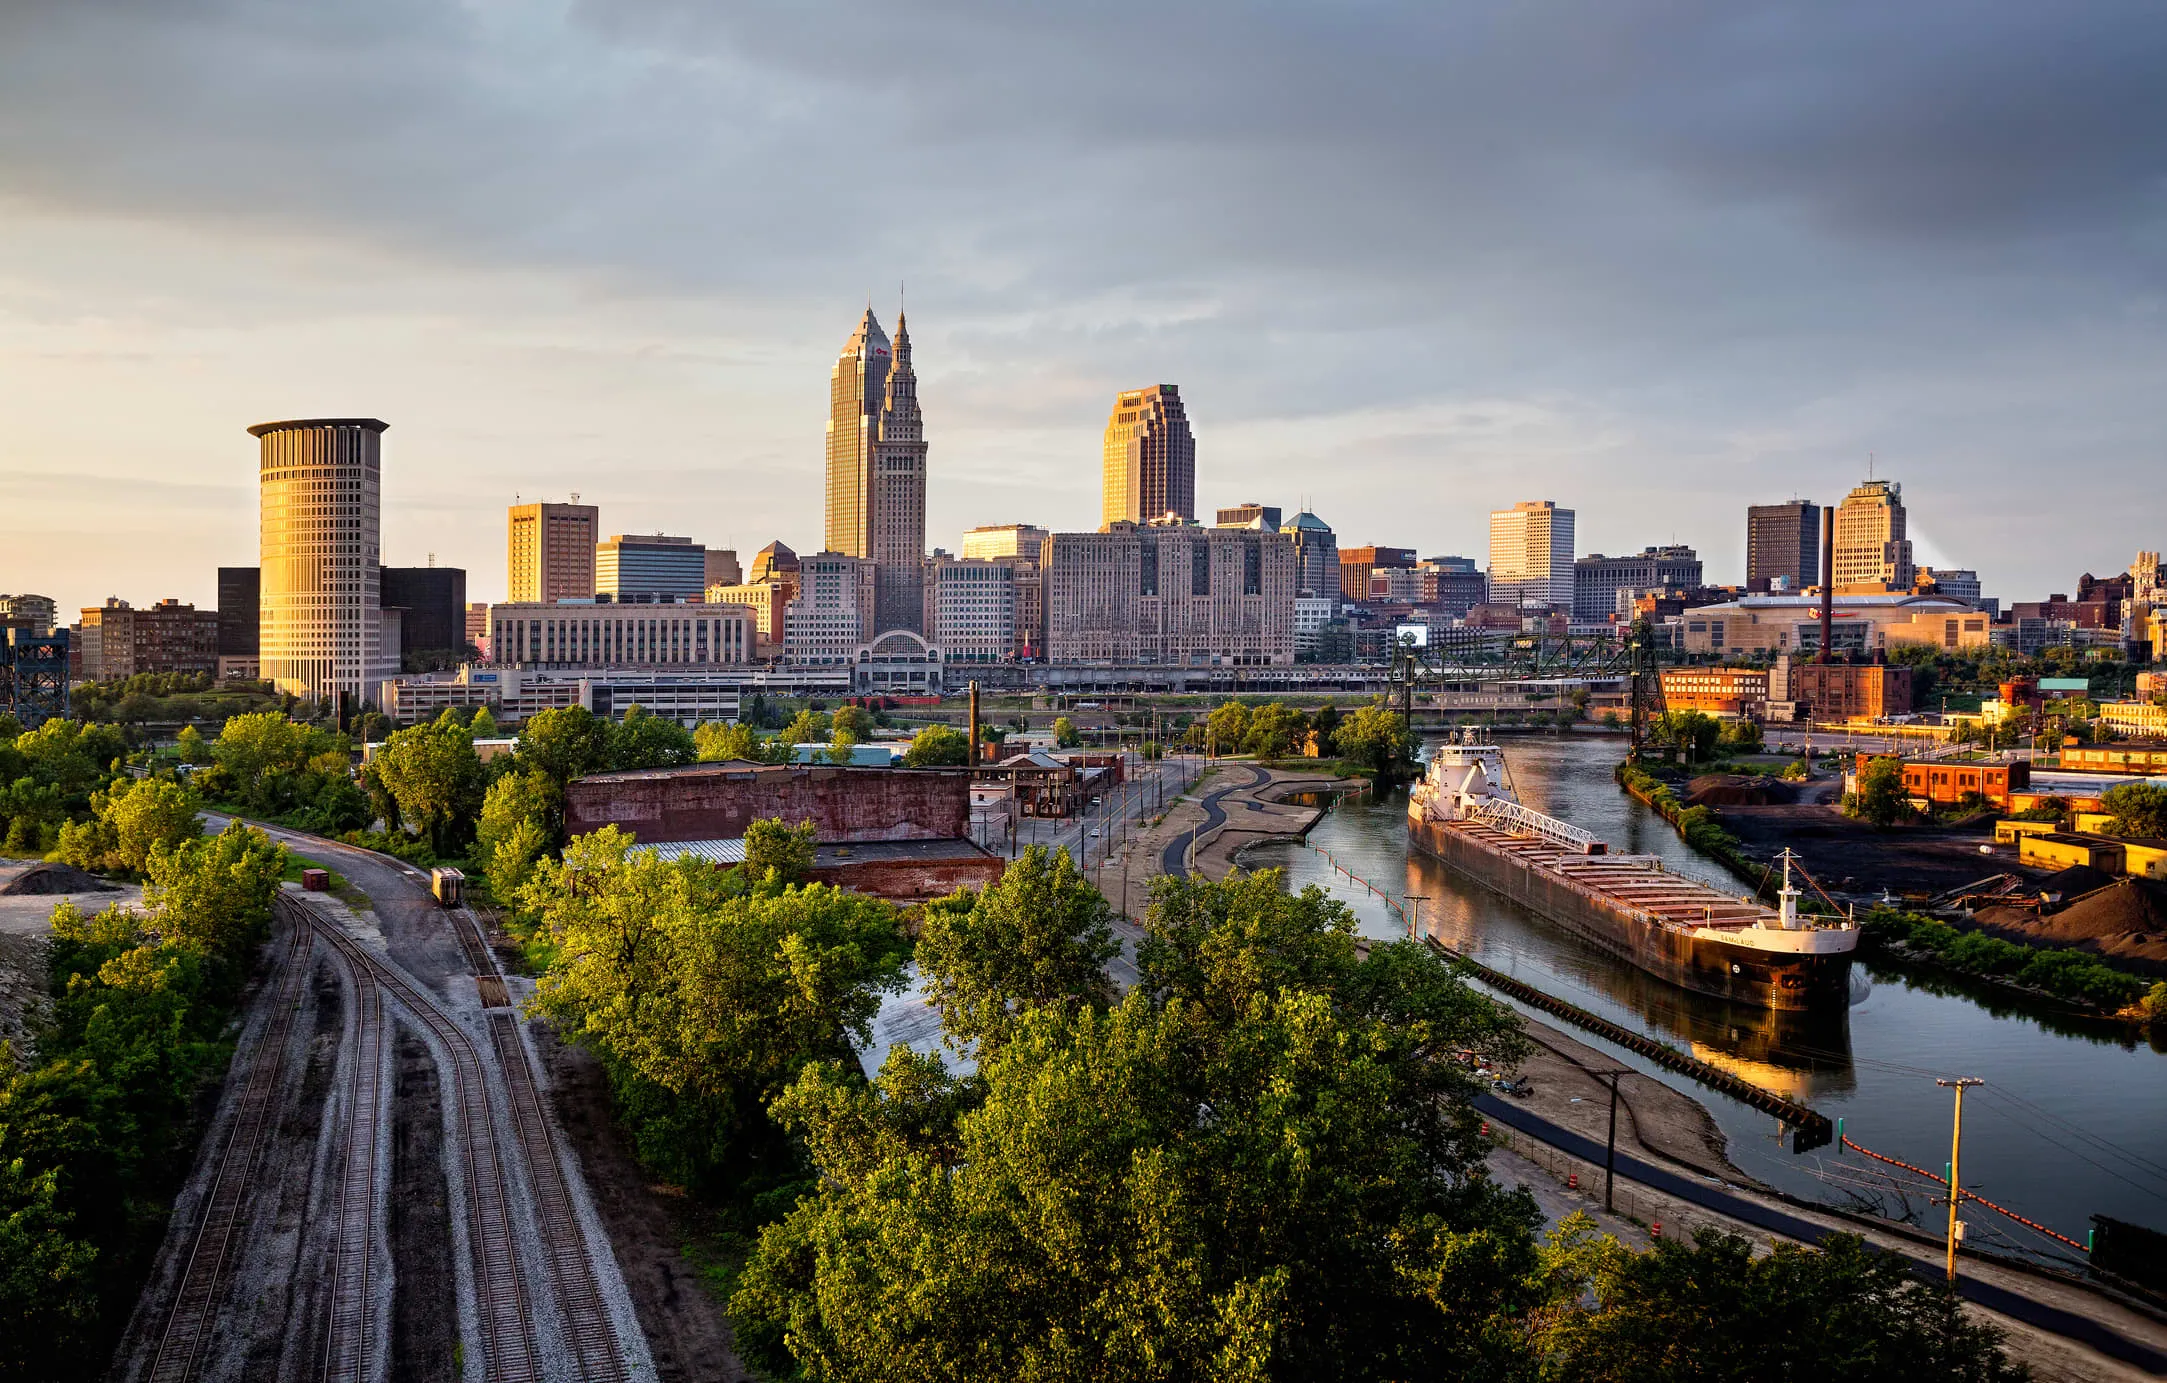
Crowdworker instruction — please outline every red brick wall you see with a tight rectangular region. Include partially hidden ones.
[566,765,971,844]
[806,855,1007,903]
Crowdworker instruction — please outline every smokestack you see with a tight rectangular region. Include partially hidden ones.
[1818,506,1835,664]
[968,680,980,768]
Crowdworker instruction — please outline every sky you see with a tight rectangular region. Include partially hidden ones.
[3,0,2163,617]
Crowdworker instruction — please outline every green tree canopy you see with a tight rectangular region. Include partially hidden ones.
[467,705,500,739]
[519,826,908,1188]
[475,769,558,899]
[609,705,698,771]
[173,724,212,765]
[516,705,613,791]
[901,724,970,768]
[1334,697,1420,781]
[783,709,835,746]
[372,717,487,857]
[695,720,771,763]
[832,705,875,742]
[743,818,818,884]
[1532,1225,2025,1383]
[1243,701,1308,759]
[1053,714,1084,748]
[916,845,1118,1053]
[141,821,288,959]
[2103,782,2167,839]
[1846,756,1913,828]
[733,869,1535,1383]
[51,777,203,877]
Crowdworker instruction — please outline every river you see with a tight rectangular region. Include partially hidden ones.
[1241,733,2167,1263]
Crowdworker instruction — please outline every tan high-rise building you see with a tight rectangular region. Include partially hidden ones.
[823,307,926,635]
[1832,478,1915,592]
[507,501,599,604]
[1101,385,1195,528]
[1043,523,1294,666]
[254,418,396,700]
[1487,501,1576,612]
[961,524,1049,561]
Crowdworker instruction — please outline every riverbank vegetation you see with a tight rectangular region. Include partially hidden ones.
[1861,907,2166,1023]
[1613,760,1760,882]
[1190,696,1421,782]
[0,822,287,1379]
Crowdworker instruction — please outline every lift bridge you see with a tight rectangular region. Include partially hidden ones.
[2,627,70,729]
[1387,619,1667,759]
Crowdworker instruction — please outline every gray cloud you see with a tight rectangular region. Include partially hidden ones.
[1,0,2162,612]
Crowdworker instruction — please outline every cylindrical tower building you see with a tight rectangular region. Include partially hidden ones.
[251,418,393,701]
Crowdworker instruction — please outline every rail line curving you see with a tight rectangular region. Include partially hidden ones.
[148,917,314,1383]
[318,913,386,1383]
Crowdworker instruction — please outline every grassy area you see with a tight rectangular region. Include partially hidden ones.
[277,853,370,911]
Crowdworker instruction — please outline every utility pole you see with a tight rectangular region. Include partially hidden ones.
[1405,894,1429,941]
[1937,1077,1983,1281]
[1600,1070,1629,1212]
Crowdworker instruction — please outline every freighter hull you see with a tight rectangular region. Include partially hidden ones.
[1410,815,1852,1011]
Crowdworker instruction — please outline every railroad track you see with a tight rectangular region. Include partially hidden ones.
[319,912,386,1383]
[288,900,545,1383]
[457,903,628,1381]
[148,916,314,1383]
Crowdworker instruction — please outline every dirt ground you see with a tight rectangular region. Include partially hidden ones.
[1715,796,2023,899]
[534,1025,748,1383]
[1503,1015,1751,1186]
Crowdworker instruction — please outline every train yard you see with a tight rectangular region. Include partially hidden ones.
[114,824,653,1383]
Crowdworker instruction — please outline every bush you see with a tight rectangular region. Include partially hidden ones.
[1863,908,2150,1012]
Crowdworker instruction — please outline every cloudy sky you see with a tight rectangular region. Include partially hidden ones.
[3,0,2163,616]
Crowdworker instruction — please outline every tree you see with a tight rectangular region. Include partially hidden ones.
[1654,710,1723,764]
[52,777,204,877]
[916,845,1118,1053]
[695,720,770,763]
[173,724,212,765]
[609,705,697,770]
[1533,1226,2025,1383]
[1053,715,1083,749]
[1717,719,1763,754]
[475,769,558,898]
[1204,700,1248,755]
[1335,697,1420,781]
[1846,756,1913,828]
[141,821,288,960]
[516,705,613,791]
[2103,782,2167,840]
[1243,701,1307,759]
[372,718,486,857]
[520,826,908,1188]
[743,818,818,885]
[468,705,500,740]
[901,724,970,768]
[833,705,875,742]
[782,709,834,746]
[733,870,1536,1383]
[0,1158,101,1379]
[826,726,863,765]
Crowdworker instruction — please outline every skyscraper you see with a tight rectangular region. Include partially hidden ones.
[1101,385,1195,528]
[1746,500,1820,591]
[824,307,927,634]
[1280,512,1339,603]
[596,534,707,602]
[253,417,396,700]
[1832,479,1914,592]
[1487,501,1576,612]
[507,501,599,603]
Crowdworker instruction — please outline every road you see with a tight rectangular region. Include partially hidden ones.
[1009,753,1200,870]
[1474,1095,2167,1375]
[1160,762,1271,879]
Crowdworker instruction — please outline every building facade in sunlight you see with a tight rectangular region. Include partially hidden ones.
[824,307,927,635]
[1100,384,1196,528]
[254,417,397,701]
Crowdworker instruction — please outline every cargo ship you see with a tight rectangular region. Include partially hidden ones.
[1408,731,1857,1010]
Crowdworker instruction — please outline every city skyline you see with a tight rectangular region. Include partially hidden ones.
[6,5,2164,616]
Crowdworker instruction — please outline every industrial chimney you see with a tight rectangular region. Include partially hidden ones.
[1818,506,1835,664]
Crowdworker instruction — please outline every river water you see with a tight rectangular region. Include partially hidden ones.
[1242,733,2167,1262]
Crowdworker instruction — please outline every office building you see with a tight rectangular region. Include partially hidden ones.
[465,603,490,649]
[704,549,743,590]
[1043,524,1294,666]
[507,501,599,604]
[74,598,220,681]
[1293,596,1337,659]
[707,580,791,654]
[1659,667,1770,720]
[1680,592,1972,657]
[784,552,877,666]
[824,308,927,635]
[1915,567,1982,605]
[1101,385,1196,528]
[1770,656,1915,722]
[1832,478,1914,592]
[596,534,706,602]
[1216,503,1282,531]
[216,567,260,656]
[486,600,754,669]
[1280,512,1339,602]
[254,417,396,701]
[380,566,468,655]
[1338,545,1417,604]
[1571,546,1702,623]
[926,558,1017,664]
[1746,501,1820,591]
[961,524,1050,561]
[1488,501,1576,612]
[0,594,58,635]
[1422,557,1488,619]
[748,540,802,590]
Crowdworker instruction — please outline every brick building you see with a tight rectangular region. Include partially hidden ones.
[567,761,971,844]
[1877,756,2030,808]
[1772,657,1913,722]
[74,598,220,680]
[1659,666,1769,719]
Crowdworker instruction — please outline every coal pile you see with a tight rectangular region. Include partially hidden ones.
[1684,774,1797,808]
[1973,876,2167,977]
[0,862,118,896]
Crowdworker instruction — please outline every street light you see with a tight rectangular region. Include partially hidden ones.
[1596,1069,1632,1212]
